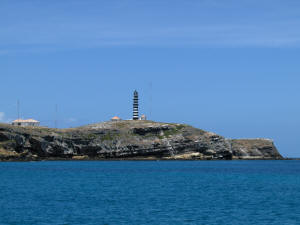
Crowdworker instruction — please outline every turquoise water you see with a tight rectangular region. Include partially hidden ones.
[0,161,300,225]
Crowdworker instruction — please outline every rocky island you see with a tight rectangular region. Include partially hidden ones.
[0,120,283,161]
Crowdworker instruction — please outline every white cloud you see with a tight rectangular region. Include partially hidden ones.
[0,112,13,123]
[67,118,77,123]
[0,112,5,122]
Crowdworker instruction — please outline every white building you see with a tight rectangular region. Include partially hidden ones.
[12,119,40,127]
[140,115,146,120]
[111,116,122,122]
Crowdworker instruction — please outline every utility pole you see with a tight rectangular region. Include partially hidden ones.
[17,100,20,119]
[55,104,58,128]
[149,82,152,120]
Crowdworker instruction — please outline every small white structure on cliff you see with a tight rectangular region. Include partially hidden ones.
[140,115,146,120]
[12,119,40,127]
[111,116,122,122]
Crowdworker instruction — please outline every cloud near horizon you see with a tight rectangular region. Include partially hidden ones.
[0,112,4,122]
[0,112,11,123]
[67,118,78,123]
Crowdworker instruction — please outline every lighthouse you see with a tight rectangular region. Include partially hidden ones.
[133,90,139,120]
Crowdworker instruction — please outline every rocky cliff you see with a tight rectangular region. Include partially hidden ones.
[0,121,283,161]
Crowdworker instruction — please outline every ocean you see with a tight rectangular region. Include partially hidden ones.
[0,160,299,225]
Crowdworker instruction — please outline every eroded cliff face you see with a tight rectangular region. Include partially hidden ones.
[0,121,283,161]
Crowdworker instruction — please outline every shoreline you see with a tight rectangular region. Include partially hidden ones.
[0,157,288,163]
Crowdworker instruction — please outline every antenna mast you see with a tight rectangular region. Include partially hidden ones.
[17,100,20,119]
[55,104,58,128]
[149,82,152,120]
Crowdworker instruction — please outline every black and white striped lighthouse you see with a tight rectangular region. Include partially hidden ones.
[133,90,139,120]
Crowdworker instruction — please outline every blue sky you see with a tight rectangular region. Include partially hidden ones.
[0,0,300,157]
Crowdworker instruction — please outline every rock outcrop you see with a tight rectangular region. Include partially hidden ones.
[0,121,283,161]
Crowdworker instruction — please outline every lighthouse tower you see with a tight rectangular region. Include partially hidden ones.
[133,90,139,120]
